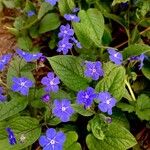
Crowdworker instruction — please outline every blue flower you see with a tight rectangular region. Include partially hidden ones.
[52,99,74,122]
[71,37,82,48]
[129,53,146,70]
[45,0,59,6]
[76,87,97,108]
[0,54,12,71]
[11,77,33,95]
[27,10,35,17]
[16,49,42,62]
[41,94,50,103]
[107,48,123,65]
[6,128,17,145]
[84,61,104,80]
[39,128,66,150]
[58,24,74,39]
[0,87,6,102]
[64,14,80,22]
[97,92,116,115]
[57,38,73,55]
[41,72,60,93]
[72,8,80,13]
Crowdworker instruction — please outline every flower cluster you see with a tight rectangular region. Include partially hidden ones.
[0,87,6,102]
[6,128,17,145]
[0,54,12,71]
[84,61,104,80]
[39,128,66,150]
[77,87,116,115]
[57,24,82,54]
[16,49,42,62]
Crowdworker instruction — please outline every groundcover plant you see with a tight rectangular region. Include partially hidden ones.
[0,0,150,149]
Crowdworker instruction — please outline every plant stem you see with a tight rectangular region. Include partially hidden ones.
[125,79,136,101]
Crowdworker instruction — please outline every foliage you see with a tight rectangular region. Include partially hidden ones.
[0,0,150,149]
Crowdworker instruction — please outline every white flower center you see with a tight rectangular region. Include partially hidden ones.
[62,44,66,48]
[85,94,89,99]
[62,106,66,111]
[114,53,118,58]
[50,139,55,145]
[20,82,26,87]
[64,30,67,34]
[50,80,54,85]
[71,16,75,19]
[92,69,96,73]
[106,98,111,104]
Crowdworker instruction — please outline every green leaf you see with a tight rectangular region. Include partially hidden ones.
[72,104,94,116]
[135,94,150,120]
[2,0,15,8]
[47,117,61,126]
[17,36,32,51]
[112,109,130,129]
[58,0,75,16]
[38,2,53,19]
[64,131,81,150]
[95,62,126,101]
[73,8,104,48]
[0,116,41,150]
[39,13,60,33]
[112,0,129,6]
[122,44,150,60]
[0,94,27,121]
[86,123,137,150]
[13,16,26,30]
[7,56,34,87]
[48,55,89,91]
[88,115,108,140]
[142,63,150,80]
[117,103,135,113]
[51,90,72,100]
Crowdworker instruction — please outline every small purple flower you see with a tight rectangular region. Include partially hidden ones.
[57,38,73,55]
[27,10,35,17]
[0,87,6,102]
[97,92,116,115]
[45,0,59,6]
[16,49,42,62]
[71,37,82,48]
[52,99,74,122]
[84,61,104,80]
[39,56,46,62]
[58,24,74,39]
[138,54,145,70]
[41,94,50,103]
[11,77,33,95]
[64,14,80,22]
[72,7,80,13]
[39,128,66,150]
[0,54,12,71]
[6,128,17,145]
[129,54,146,70]
[41,72,60,93]
[76,87,97,108]
[108,48,123,65]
